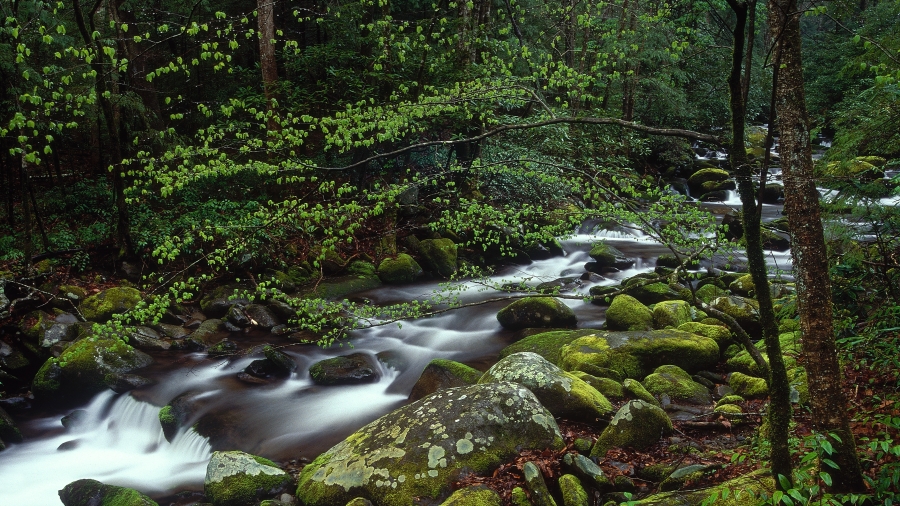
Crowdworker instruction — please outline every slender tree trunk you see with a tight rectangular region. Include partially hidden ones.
[257,0,279,132]
[767,0,865,492]
[725,0,794,485]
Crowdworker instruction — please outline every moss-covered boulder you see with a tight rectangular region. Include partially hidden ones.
[728,274,755,296]
[478,352,613,422]
[623,378,660,407]
[304,275,382,300]
[725,332,800,377]
[159,390,207,442]
[32,336,152,403]
[59,479,158,506]
[498,330,596,364]
[605,295,653,331]
[408,359,482,401]
[78,286,142,322]
[641,365,713,405]
[694,284,727,304]
[559,474,589,506]
[378,254,424,284]
[418,238,458,278]
[687,168,730,193]
[677,322,733,351]
[295,382,564,506]
[711,296,760,336]
[309,353,379,385]
[590,400,672,457]
[652,300,693,329]
[205,451,291,506]
[625,282,683,305]
[439,485,502,506]
[569,372,625,400]
[186,318,225,348]
[588,243,634,270]
[729,372,768,398]
[523,461,557,506]
[628,469,773,505]
[200,284,253,318]
[496,297,577,331]
[558,330,719,380]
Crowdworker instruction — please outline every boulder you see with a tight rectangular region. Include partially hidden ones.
[694,284,727,304]
[0,405,23,448]
[558,330,719,380]
[439,485,502,506]
[126,326,171,351]
[569,372,625,400]
[478,352,613,422]
[498,330,595,365]
[622,378,660,407]
[627,469,773,505]
[244,346,297,380]
[59,479,157,506]
[562,453,611,491]
[418,238,458,278]
[408,359,482,402]
[0,340,32,374]
[728,372,768,398]
[652,300,692,329]
[641,365,713,405]
[588,243,634,270]
[78,287,142,322]
[309,353,379,385]
[32,337,152,403]
[187,318,225,348]
[295,382,564,505]
[687,168,730,194]
[200,284,252,318]
[710,296,760,336]
[559,474,589,506]
[496,297,577,331]
[378,254,424,284]
[303,275,382,300]
[523,461,557,506]
[676,322,733,351]
[243,304,281,329]
[158,390,209,442]
[625,282,683,305]
[605,295,652,331]
[205,451,291,506]
[588,285,618,305]
[590,400,672,457]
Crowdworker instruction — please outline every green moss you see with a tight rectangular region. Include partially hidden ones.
[498,330,595,365]
[715,395,745,407]
[378,254,424,284]
[688,168,730,188]
[641,365,712,405]
[590,400,672,457]
[304,275,382,300]
[58,479,157,506]
[0,406,23,444]
[652,300,692,329]
[629,469,773,505]
[605,295,652,331]
[511,487,531,506]
[559,474,589,506]
[729,372,768,398]
[439,485,502,506]
[677,322,733,350]
[569,372,625,400]
[623,378,660,407]
[349,260,377,277]
[79,287,142,322]
[728,275,755,296]
[158,405,175,426]
[713,404,743,421]
[589,242,628,267]
[496,297,578,331]
[418,238,458,278]
[205,451,291,506]
[625,282,682,305]
[428,359,483,385]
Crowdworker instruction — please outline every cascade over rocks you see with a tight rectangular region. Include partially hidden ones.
[295,382,564,506]
[477,352,614,422]
[496,297,577,330]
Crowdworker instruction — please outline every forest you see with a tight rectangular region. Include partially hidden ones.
[1,0,900,505]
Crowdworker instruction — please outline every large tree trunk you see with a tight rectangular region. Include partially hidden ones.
[725,0,793,485]
[257,0,279,132]
[767,0,865,492]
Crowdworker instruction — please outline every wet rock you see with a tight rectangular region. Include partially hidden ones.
[295,382,564,506]
[108,374,155,394]
[32,337,152,404]
[624,281,684,305]
[588,242,634,270]
[710,296,761,337]
[535,277,582,294]
[267,299,298,321]
[588,285,618,305]
[642,365,713,405]
[498,329,597,365]
[478,352,613,422]
[244,304,281,329]
[78,287,142,322]
[605,295,653,331]
[417,238,458,278]
[59,478,157,506]
[204,451,291,506]
[157,323,190,339]
[309,353,378,385]
[408,359,482,401]
[523,461,557,506]
[378,254,424,284]
[439,485,502,506]
[303,275,382,300]
[208,339,238,357]
[590,400,673,458]
[244,346,296,380]
[159,390,205,442]
[0,340,31,373]
[126,326,171,351]
[0,405,23,448]
[200,284,252,319]
[187,319,225,348]
[61,409,89,430]
[562,453,612,491]
[496,296,577,330]
[226,305,251,327]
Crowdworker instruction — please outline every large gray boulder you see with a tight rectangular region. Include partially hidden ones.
[205,451,291,506]
[295,382,564,505]
[478,352,613,422]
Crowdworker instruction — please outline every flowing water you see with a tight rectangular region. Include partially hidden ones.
[0,195,798,504]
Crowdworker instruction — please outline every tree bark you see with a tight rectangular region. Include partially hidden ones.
[257,0,279,132]
[767,0,865,492]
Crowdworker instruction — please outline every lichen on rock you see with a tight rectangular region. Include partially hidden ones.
[590,400,672,458]
[205,450,291,506]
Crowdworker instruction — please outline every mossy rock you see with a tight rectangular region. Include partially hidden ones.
[659,464,711,492]
[199,284,252,318]
[728,275,755,297]
[687,168,730,192]
[496,297,577,331]
[418,238,458,278]
[605,295,652,331]
[295,382,564,506]
[558,330,719,380]
[559,474,589,506]
[628,469,773,505]
[408,359,483,402]
[641,365,712,405]
[569,372,625,400]
[694,284,726,305]
[498,329,596,365]
[623,378,660,407]
[77,287,142,323]
[204,451,291,506]
[823,159,883,180]
[304,275,382,300]
[32,336,152,403]
[309,353,378,385]
[676,322,734,350]
[0,405,23,445]
[725,332,800,376]
[729,372,768,398]
[625,282,683,305]
[378,254,424,284]
[590,400,672,457]
[588,243,634,270]
[715,395,745,407]
[59,479,157,506]
[588,285,618,306]
[652,300,692,329]
[478,352,614,422]
[710,296,760,336]
[187,319,225,348]
[348,260,377,277]
[439,485,502,506]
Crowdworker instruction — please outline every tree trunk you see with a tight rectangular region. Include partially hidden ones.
[767,0,866,492]
[257,0,279,133]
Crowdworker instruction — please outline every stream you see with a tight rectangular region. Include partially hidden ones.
[0,186,795,504]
